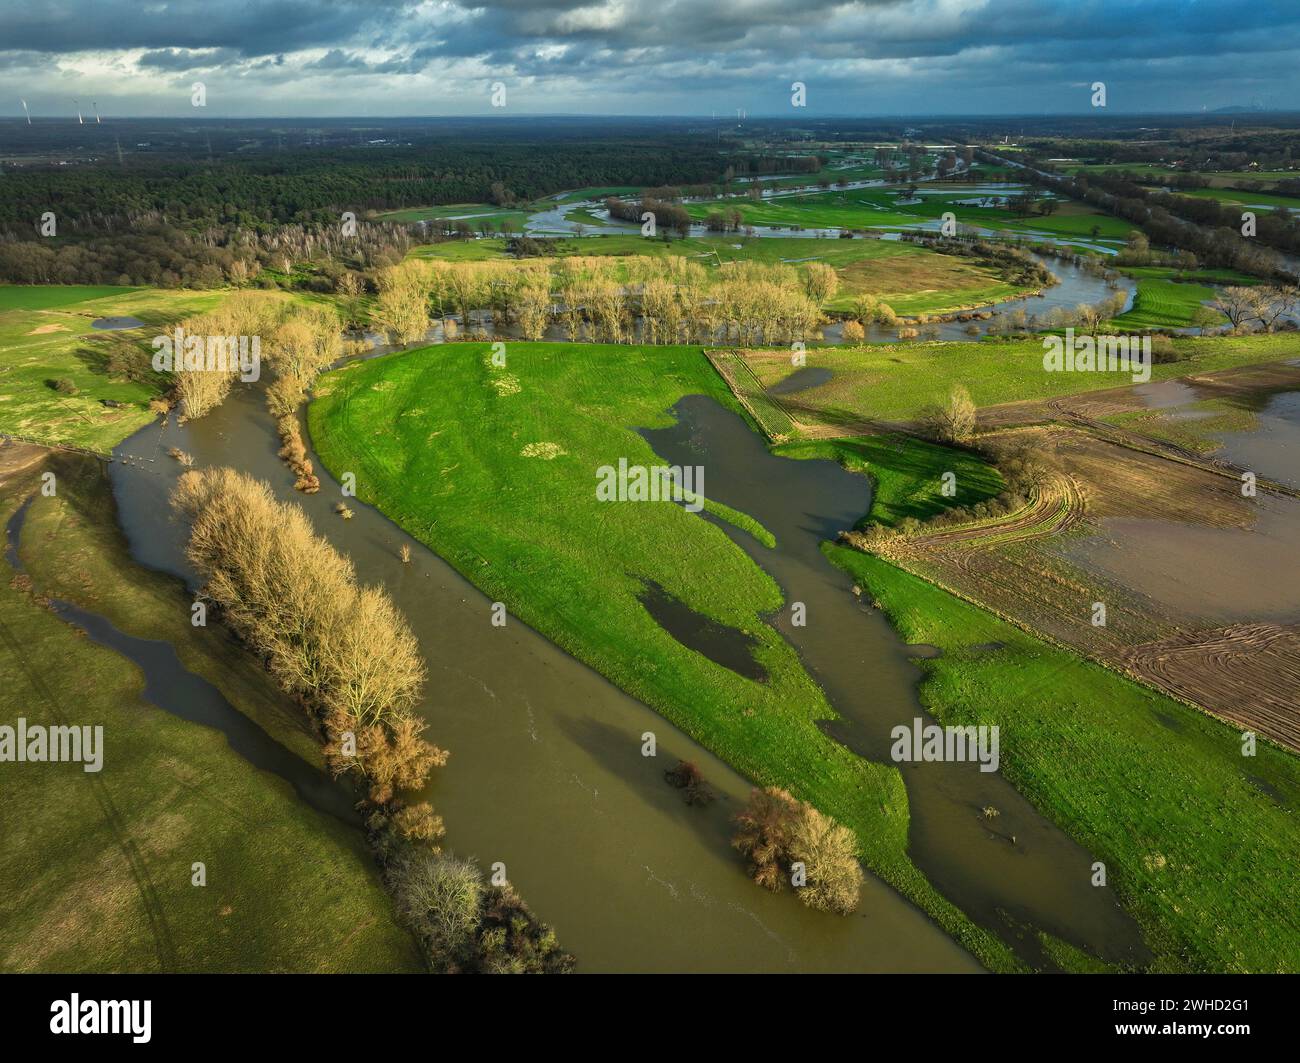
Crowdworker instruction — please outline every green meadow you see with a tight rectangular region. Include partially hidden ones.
[0,285,141,311]
[1112,273,1222,331]
[0,286,222,452]
[746,332,1300,425]
[775,435,1005,524]
[375,202,532,230]
[0,455,423,972]
[1170,187,1300,212]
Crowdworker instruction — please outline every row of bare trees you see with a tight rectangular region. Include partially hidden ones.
[166,293,348,421]
[369,256,836,348]
[1210,285,1300,333]
[163,294,355,491]
[172,467,444,841]
[172,467,575,969]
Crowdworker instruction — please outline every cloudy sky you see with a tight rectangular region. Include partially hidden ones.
[2,0,1296,118]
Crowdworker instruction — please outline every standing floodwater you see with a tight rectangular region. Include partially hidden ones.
[642,394,1150,969]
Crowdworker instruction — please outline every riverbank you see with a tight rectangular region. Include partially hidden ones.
[827,544,1300,973]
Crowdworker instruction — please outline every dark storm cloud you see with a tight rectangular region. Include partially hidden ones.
[2,0,1299,114]
[0,0,409,56]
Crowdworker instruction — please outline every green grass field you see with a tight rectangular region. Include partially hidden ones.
[309,340,1022,972]
[745,333,1300,425]
[1112,274,1222,331]
[775,435,1005,525]
[681,185,1134,245]
[0,286,225,452]
[1169,187,1300,212]
[0,454,423,972]
[826,545,1300,973]
[0,285,141,311]
[375,203,532,230]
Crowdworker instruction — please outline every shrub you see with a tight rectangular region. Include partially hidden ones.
[733,786,802,892]
[732,787,862,914]
[50,378,78,395]
[388,851,575,974]
[787,802,864,914]
[391,801,446,843]
[841,319,865,343]
[389,851,483,973]
[922,384,977,443]
[664,759,716,806]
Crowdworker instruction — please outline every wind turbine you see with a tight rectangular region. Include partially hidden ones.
[92,101,101,124]
[20,99,30,124]
[74,99,83,124]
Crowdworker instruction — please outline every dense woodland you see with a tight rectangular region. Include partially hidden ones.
[0,138,731,230]
[0,133,737,284]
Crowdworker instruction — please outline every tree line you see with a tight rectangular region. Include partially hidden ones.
[369,256,835,347]
[990,150,1297,280]
[171,462,572,972]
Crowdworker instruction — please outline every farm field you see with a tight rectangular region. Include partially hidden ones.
[308,340,1023,972]
[0,450,423,973]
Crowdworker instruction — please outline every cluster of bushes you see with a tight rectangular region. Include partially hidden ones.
[604,195,692,238]
[702,207,747,232]
[275,418,320,493]
[732,787,863,914]
[664,760,716,806]
[386,850,574,974]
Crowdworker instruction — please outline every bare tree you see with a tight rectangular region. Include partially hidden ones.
[925,384,977,443]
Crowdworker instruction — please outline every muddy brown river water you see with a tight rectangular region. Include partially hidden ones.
[96,366,1156,971]
[104,385,980,973]
[643,395,1149,969]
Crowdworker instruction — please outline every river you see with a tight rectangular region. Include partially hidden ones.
[100,384,981,973]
